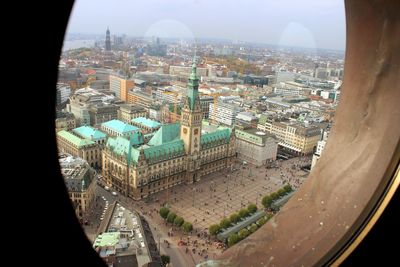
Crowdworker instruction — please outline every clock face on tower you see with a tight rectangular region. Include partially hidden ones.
[183,128,188,134]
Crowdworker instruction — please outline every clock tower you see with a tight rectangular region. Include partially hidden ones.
[181,56,203,183]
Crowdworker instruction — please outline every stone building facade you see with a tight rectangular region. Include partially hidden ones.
[57,130,102,168]
[102,58,236,200]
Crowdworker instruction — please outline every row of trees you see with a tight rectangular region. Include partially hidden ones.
[227,214,272,247]
[209,203,258,236]
[261,184,293,209]
[159,207,193,232]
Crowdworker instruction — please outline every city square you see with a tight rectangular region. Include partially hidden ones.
[145,156,311,233]
[109,155,310,265]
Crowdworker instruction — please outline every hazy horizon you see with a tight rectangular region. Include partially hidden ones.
[66,0,346,51]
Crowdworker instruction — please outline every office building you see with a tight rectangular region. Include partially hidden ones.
[56,83,72,106]
[257,116,321,155]
[209,102,245,126]
[59,154,96,220]
[109,74,134,101]
[235,128,278,166]
[118,104,147,124]
[57,130,102,168]
[131,117,161,134]
[101,119,139,137]
[200,96,214,119]
[72,125,107,145]
[55,111,76,132]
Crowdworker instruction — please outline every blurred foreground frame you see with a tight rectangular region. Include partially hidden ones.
[206,0,400,266]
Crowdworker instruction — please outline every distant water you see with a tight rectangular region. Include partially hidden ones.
[62,39,96,51]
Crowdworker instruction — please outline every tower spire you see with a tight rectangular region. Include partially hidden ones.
[187,51,199,110]
[105,27,111,51]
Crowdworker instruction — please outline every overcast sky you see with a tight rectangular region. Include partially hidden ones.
[66,0,346,50]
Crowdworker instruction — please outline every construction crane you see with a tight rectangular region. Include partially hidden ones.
[162,91,179,123]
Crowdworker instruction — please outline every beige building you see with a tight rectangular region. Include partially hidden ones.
[57,130,102,168]
[102,59,236,200]
[258,118,321,155]
[131,117,162,134]
[235,128,278,166]
[109,74,134,101]
[59,154,96,221]
[117,104,147,123]
[55,112,76,132]
[127,90,153,110]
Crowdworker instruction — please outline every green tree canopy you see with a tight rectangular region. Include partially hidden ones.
[227,233,240,247]
[229,213,240,224]
[220,218,231,229]
[167,212,177,223]
[239,208,250,218]
[159,207,170,219]
[182,222,193,233]
[209,224,221,236]
[161,255,170,266]
[247,203,258,214]
[270,192,279,200]
[173,216,184,227]
[257,217,267,226]
[249,223,258,233]
[277,188,286,197]
[238,228,250,239]
[283,184,293,193]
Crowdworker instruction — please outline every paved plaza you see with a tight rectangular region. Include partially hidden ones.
[83,156,312,266]
[148,156,311,233]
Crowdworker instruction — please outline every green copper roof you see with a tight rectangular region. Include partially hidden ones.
[102,119,139,134]
[201,128,231,146]
[187,56,199,110]
[132,117,161,129]
[93,232,120,248]
[106,132,145,164]
[148,123,180,146]
[144,139,185,162]
[106,133,184,164]
[130,131,145,146]
[57,130,95,148]
[106,136,130,157]
[73,126,107,140]
[106,132,144,161]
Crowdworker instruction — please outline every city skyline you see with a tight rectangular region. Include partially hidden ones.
[67,0,346,51]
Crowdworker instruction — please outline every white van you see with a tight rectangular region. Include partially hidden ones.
[104,186,110,191]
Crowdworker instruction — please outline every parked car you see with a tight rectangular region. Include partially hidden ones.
[104,186,110,191]
[112,191,117,196]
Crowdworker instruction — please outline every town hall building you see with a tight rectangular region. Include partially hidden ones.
[102,58,236,200]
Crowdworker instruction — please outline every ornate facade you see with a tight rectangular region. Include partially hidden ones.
[102,58,236,200]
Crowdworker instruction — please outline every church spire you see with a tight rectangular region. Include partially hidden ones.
[187,54,199,110]
[105,27,111,51]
